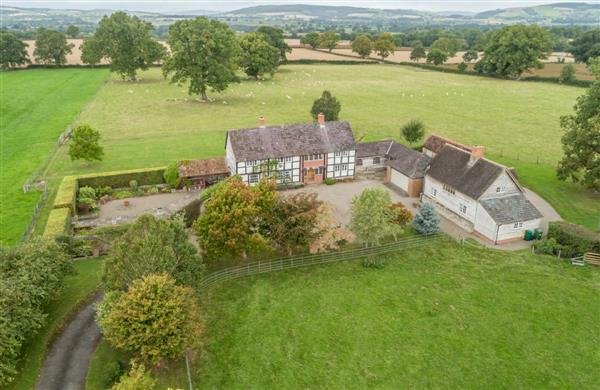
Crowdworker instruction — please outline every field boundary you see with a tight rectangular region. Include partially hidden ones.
[21,187,49,242]
[199,234,444,290]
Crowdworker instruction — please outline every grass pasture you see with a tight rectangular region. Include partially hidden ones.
[0,68,108,245]
[46,64,598,230]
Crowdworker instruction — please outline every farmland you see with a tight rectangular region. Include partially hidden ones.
[91,241,600,388]
[44,64,598,230]
[0,68,108,245]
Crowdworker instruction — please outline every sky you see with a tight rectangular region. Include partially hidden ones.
[2,0,599,13]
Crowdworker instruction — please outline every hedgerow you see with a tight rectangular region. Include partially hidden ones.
[77,167,165,188]
[43,208,72,238]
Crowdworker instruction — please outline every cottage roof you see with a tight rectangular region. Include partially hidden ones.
[423,134,473,155]
[227,121,355,161]
[178,157,229,178]
[356,140,393,158]
[387,143,432,179]
[426,145,507,199]
[480,194,543,224]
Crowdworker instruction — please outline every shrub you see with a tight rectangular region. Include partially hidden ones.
[559,63,576,83]
[55,235,92,258]
[401,119,426,144]
[164,161,181,188]
[96,186,113,198]
[547,221,600,257]
[129,180,138,192]
[43,208,72,238]
[324,177,337,185]
[111,363,155,390]
[78,186,97,200]
[101,359,126,389]
[457,62,468,72]
[114,191,133,199]
[54,176,78,211]
[362,256,386,269]
[412,203,440,235]
[534,237,562,256]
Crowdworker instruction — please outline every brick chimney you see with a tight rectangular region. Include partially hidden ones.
[318,112,325,128]
[471,145,485,159]
[258,115,266,128]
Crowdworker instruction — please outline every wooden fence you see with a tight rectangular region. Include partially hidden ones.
[21,187,49,242]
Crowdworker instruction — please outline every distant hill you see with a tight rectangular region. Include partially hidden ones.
[475,2,600,23]
[226,4,427,18]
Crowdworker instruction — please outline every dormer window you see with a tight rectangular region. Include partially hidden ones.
[443,184,456,195]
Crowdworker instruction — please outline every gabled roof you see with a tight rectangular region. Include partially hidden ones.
[387,143,432,179]
[178,158,229,178]
[227,121,356,161]
[423,134,473,155]
[356,140,393,158]
[480,194,543,224]
[426,145,507,199]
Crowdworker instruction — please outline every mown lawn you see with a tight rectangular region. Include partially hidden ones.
[93,241,600,388]
[7,258,104,390]
[0,68,109,245]
[44,65,597,230]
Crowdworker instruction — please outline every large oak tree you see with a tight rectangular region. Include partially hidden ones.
[33,28,73,66]
[238,33,280,79]
[0,31,29,69]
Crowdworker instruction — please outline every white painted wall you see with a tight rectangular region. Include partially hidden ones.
[225,135,236,174]
[497,218,542,241]
[357,156,387,169]
[326,150,356,179]
[473,206,498,241]
[480,171,520,199]
[236,156,301,185]
[424,176,478,223]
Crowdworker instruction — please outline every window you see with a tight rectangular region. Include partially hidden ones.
[443,184,456,195]
[334,165,341,171]
[513,222,524,229]
[341,164,348,171]
[285,156,293,163]
[496,186,505,193]
[318,167,324,175]
[373,157,381,164]
[334,152,341,157]
[432,188,437,197]
[342,151,349,156]
[249,174,259,184]
[357,158,363,166]
[303,168,307,176]
[459,204,467,214]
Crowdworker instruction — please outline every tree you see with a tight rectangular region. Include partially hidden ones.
[431,37,459,58]
[301,32,320,49]
[409,43,426,62]
[163,17,239,101]
[103,214,204,291]
[557,68,600,191]
[0,239,72,386]
[458,62,468,72]
[309,203,354,253]
[164,161,181,188]
[271,193,323,255]
[256,26,291,60]
[194,177,276,259]
[310,90,341,121]
[351,35,373,59]
[97,273,201,366]
[350,188,397,247]
[112,363,156,390]
[318,31,340,52]
[238,33,280,79]
[0,31,29,69]
[401,119,426,144]
[426,48,448,65]
[65,25,79,38]
[475,25,552,78]
[559,64,576,83]
[33,28,73,66]
[68,124,104,162]
[412,203,440,235]
[569,29,600,64]
[462,49,478,63]
[373,32,396,60]
[388,202,413,241]
[81,12,165,80]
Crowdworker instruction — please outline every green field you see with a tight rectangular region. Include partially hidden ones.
[90,242,600,388]
[0,69,109,245]
[7,258,104,390]
[44,64,598,230]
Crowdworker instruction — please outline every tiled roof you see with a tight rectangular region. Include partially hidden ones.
[427,145,506,199]
[227,121,356,161]
[356,140,393,158]
[423,134,473,155]
[178,158,229,178]
[480,194,543,224]
[387,143,431,178]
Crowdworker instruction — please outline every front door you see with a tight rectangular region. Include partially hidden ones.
[306,167,315,182]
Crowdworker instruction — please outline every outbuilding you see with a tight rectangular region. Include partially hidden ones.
[178,157,230,189]
[385,142,431,197]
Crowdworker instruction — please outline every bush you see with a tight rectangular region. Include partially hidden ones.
[324,177,337,185]
[55,235,92,258]
[412,203,440,235]
[401,119,426,144]
[96,186,113,198]
[164,161,180,188]
[534,237,562,256]
[78,186,97,200]
[129,180,138,192]
[559,64,576,83]
[458,62,468,72]
[114,191,134,199]
[362,256,386,269]
[547,221,600,257]
[111,363,155,390]
[43,208,72,238]
[102,359,126,389]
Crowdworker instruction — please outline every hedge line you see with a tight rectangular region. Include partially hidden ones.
[283,59,376,65]
[43,208,72,238]
[77,166,166,188]
[53,176,78,211]
[547,221,600,257]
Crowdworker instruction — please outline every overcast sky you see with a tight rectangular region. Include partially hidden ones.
[2,0,599,13]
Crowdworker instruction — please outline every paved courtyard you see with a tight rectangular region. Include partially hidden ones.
[284,179,562,250]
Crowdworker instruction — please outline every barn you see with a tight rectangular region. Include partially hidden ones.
[385,142,431,197]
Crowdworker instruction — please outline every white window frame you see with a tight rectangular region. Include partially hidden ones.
[249,174,259,184]
[513,222,524,229]
[459,203,467,214]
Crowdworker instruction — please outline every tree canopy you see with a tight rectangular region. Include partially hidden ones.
[475,25,552,78]
[65,25,79,38]
[462,49,479,63]
[401,119,426,144]
[163,17,240,100]
[409,44,426,62]
[319,31,340,52]
[238,32,280,79]
[81,12,165,80]
[0,31,29,69]
[350,188,399,247]
[301,32,320,49]
[351,35,373,59]
[431,37,459,58]
[256,26,291,60]
[68,124,104,162]
[412,203,440,235]
[426,48,448,65]
[569,29,600,64]
[33,28,73,66]
[310,90,341,121]
[373,32,396,60]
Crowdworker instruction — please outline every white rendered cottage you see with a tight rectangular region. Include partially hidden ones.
[422,145,543,244]
[225,114,356,185]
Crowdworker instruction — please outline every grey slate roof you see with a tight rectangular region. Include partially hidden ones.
[227,121,356,161]
[480,194,543,224]
[426,145,505,199]
[387,143,432,179]
[356,140,393,158]
[423,134,473,155]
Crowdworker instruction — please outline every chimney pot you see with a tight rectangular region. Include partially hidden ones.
[471,145,485,159]
[318,112,325,127]
[258,115,266,128]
